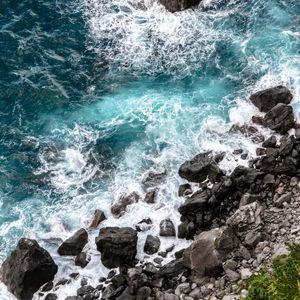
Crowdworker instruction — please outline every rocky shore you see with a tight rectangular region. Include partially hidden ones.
[1,85,300,300]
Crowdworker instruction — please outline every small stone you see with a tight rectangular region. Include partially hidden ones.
[175,283,191,296]
[159,219,176,237]
[290,177,298,187]
[240,268,252,280]
[274,193,292,208]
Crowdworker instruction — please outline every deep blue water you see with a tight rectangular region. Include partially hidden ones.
[0,0,300,298]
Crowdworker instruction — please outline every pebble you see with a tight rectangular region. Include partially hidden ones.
[240,268,252,280]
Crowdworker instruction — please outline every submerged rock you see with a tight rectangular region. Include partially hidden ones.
[1,238,58,300]
[250,86,293,112]
[95,227,137,268]
[263,104,294,134]
[179,152,223,183]
[111,192,140,217]
[183,227,238,277]
[58,228,88,256]
[159,0,202,12]
[142,170,167,187]
[89,209,106,228]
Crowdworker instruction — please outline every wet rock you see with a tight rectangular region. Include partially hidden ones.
[77,285,100,298]
[178,183,192,197]
[95,227,137,268]
[183,227,238,277]
[142,170,167,187]
[45,294,58,300]
[1,238,58,300]
[41,281,54,292]
[58,228,88,256]
[144,235,161,254]
[250,86,293,112]
[159,219,176,237]
[156,259,188,278]
[75,252,90,268]
[136,218,152,232]
[144,190,156,204]
[179,152,223,183]
[263,104,294,134]
[262,135,277,148]
[231,166,264,189]
[89,209,106,228]
[159,0,202,13]
[111,192,140,217]
[115,287,136,300]
[178,190,209,215]
[252,115,264,125]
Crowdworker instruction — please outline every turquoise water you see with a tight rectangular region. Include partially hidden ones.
[0,0,300,298]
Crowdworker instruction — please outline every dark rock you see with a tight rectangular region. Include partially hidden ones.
[127,267,149,294]
[75,252,90,268]
[179,152,223,183]
[101,284,125,299]
[137,286,151,300]
[58,228,88,256]
[178,184,192,197]
[1,238,58,300]
[262,135,277,148]
[183,227,238,277]
[111,192,140,217]
[136,218,152,232]
[115,287,136,300]
[77,285,100,298]
[175,249,185,259]
[250,86,293,112]
[178,221,195,240]
[274,193,292,208]
[111,274,126,287]
[159,0,202,13]
[156,259,188,278]
[178,190,209,215]
[95,227,137,268]
[65,297,82,300]
[263,104,294,134]
[263,174,275,185]
[231,166,264,189]
[144,190,156,204]
[278,137,294,156]
[256,148,266,156]
[107,270,116,279]
[56,278,70,286]
[142,170,167,187]
[233,149,243,155]
[45,294,58,300]
[214,152,226,163]
[41,281,54,292]
[252,115,264,125]
[239,193,260,207]
[69,273,79,280]
[159,219,176,237]
[89,209,106,228]
[144,235,161,254]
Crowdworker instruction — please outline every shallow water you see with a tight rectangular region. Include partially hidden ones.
[0,0,300,298]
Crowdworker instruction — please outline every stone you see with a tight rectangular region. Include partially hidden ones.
[262,135,277,148]
[183,227,239,277]
[144,235,161,254]
[111,192,140,217]
[89,209,106,228]
[137,286,152,300]
[263,104,294,134]
[178,183,192,197]
[239,193,260,207]
[144,190,156,204]
[178,190,209,215]
[179,152,223,183]
[45,294,58,300]
[250,86,293,112]
[240,268,252,280]
[115,287,136,300]
[75,252,90,268]
[95,227,137,268]
[225,269,240,282]
[58,228,88,256]
[156,259,187,278]
[175,283,191,296]
[231,166,264,189]
[159,0,202,13]
[1,238,58,300]
[142,170,167,187]
[159,219,176,237]
[274,192,292,208]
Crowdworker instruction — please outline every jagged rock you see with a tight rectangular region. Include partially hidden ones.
[95,227,137,268]
[159,219,176,237]
[101,284,124,299]
[178,189,209,215]
[1,238,58,300]
[179,152,223,183]
[144,235,161,254]
[156,258,188,278]
[159,0,202,13]
[144,190,156,204]
[183,227,238,277]
[136,218,152,232]
[231,166,264,189]
[263,104,294,134]
[75,252,90,268]
[274,192,292,208]
[178,183,192,197]
[111,192,140,217]
[89,209,106,228]
[115,287,136,300]
[58,228,88,256]
[250,86,293,112]
[127,267,149,294]
[239,193,260,207]
[142,170,167,187]
[262,135,277,148]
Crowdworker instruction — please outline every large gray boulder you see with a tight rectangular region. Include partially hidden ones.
[95,227,137,268]
[1,238,58,300]
[263,103,294,134]
[179,152,223,183]
[159,0,202,12]
[183,227,238,277]
[250,86,293,112]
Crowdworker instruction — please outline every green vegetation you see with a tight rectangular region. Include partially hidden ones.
[246,244,300,300]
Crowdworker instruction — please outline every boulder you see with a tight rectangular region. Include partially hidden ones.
[263,104,294,134]
[262,135,277,148]
[156,258,188,278]
[144,190,156,204]
[142,170,167,187]
[231,166,264,189]
[58,228,88,256]
[179,152,223,183]
[89,209,106,228]
[1,238,58,300]
[111,192,140,217]
[250,86,293,112]
[75,252,90,268]
[183,227,238,277]
[95,227,137,268]
[144,235,161,254]
[159,219,176,237]
[159,0,202,13]
[178,190,209,216]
